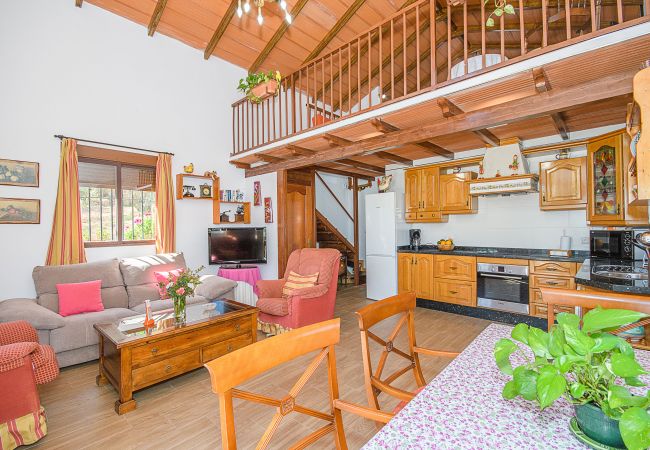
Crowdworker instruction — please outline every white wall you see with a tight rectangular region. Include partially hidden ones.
[0,0,278,299]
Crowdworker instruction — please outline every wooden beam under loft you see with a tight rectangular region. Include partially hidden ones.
[148,0,168,37]
[75,0,83,6]
[313,165,375,181]
[371,119,453,159]
[532,67,570,140]
[437,98,499,146]
[287,144,316,156]
[204,0,238,60]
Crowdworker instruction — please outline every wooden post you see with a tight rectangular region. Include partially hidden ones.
[353,177,360,286]
[277,170,288,278]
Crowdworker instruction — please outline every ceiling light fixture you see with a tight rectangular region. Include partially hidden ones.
[237,0,292,26]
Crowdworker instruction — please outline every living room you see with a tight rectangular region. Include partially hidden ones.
[3,0,650,449]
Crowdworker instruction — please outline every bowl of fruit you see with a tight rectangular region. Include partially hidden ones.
[437,238,455,251]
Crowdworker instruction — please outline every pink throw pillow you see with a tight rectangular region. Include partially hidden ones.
[56,280,104,317]
[154,269,183,300]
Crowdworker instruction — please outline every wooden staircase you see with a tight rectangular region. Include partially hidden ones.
[316,210,358,283]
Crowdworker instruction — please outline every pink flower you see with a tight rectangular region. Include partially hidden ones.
[176,287,185,296]
[134,217,142,225]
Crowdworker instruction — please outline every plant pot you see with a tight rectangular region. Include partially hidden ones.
[250,79,279,102]
[574,403,624,448]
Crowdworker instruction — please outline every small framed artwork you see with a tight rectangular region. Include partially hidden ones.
[0,198,40,224]
[264,197,273,223]
[0,159,39,187]
[253,181,261,206]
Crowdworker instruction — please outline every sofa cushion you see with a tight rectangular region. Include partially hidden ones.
[56,280,104,317]
[49,308,136,354]
[129,295,208,314]
[119,253,187,309]
[33,259,127,313]
[256,297,289,316]
[194,275,237,300]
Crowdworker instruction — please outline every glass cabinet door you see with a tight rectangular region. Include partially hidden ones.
[592,144,618,216]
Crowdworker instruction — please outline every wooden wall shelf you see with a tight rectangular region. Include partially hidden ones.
[176,173,219,200]
[213,200,251,224]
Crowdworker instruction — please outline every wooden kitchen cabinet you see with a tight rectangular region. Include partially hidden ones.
[528,260,577,318]
[431,255,477,307]
[440,172,478,214]
[434,255,477,281]
[539,157,587,210]
[587,131,648,225]
[404,167,448,223]
[397,253,434,300]
[397,253,414,293]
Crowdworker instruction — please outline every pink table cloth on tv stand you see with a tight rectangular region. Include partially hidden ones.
[217,266,262,296]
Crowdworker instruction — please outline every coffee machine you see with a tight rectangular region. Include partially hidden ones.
[409,229,421,250]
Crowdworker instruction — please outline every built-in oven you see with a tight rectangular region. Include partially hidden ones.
[477,263,529,314]
[590,230,635,260]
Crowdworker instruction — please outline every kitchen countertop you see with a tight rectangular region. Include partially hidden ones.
[574,258,650,295]
[397,245,589,263]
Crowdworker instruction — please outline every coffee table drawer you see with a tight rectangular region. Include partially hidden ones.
[202,332,252,363]
[133,350,201,390]
[131,316,251,366]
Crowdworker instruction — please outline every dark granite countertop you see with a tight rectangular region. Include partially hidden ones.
[575,258,650,295]
[397,245,589,263]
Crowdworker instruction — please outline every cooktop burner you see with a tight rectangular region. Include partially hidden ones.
[592,265,648,280]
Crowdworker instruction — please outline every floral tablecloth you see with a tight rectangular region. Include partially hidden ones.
[363,323,650,450]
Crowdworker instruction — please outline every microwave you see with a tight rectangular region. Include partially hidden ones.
[589,230,636,260]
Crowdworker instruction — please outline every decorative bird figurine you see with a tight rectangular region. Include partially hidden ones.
[203,170,218,180]
[183,163,194,174]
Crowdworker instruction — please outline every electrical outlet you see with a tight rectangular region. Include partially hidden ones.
[581,237,589,245]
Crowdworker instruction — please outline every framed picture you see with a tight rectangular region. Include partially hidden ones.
[264,197,273,223]
[0,159,39,187]
[0,198,40,224]
[253,181,261,206]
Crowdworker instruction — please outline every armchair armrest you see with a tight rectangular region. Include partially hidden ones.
[0,342,38,373]
[0,299,65,331]
[195,275,237,300]
[286,284,329,300]
[257,279,285,298]
[0,320,39,345]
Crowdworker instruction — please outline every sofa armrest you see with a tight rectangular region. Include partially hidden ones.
[0,299,65,331]
[286,284,329,300]
[257,279,285,298]
[195,275,238,300]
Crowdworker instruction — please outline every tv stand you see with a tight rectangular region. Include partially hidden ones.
[220,264,258,269]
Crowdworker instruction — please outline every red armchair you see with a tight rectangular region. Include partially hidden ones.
[0,321,59,449]
[256,248,341,335]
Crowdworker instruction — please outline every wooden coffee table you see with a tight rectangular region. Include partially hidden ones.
[94,299,258,414]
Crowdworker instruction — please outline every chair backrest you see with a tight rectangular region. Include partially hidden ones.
[540,288,650,331]
[203,318,347,450]
[355,292,426,412]
[283,248,341,286]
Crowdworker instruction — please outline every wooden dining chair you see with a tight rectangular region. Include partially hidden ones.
[203,318,392,450]
[540,288,650,347]
[355,292,460,419]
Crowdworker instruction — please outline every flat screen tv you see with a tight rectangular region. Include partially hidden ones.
[208,227,267,265]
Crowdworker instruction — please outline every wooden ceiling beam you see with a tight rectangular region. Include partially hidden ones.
[148,0,168,37]
[323,133,352,147]
[204,0,238,60]
[244,72,633,177]
[75,0,83,7]
[472,129,500,147]
[437,97,499,146]
[256,154,285,163]
[532,67,570,140]
[231,161,251,169]
[336,159,385,174]
[287,144,316,156]
[313,165,375,181]
[374,151,413,166]
[249,0,310,73]
[551,112,570,140]
[303,0,366,63]
[371,119,453,159]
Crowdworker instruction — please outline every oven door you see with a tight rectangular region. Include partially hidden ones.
[590,230,623,259]
[477,272,529,314]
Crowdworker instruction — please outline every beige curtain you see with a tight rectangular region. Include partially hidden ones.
[155,153,176,254]
[46,138,87,265]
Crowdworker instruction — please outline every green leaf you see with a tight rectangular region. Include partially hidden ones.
[557,312,580,329]
[528,327,551,358]
[504,4,516,14]
[536,366,566,409]
[494,338,517,375]
[608,385,649,410]
[570,382,586,399]
[493,7,504,16]
[502,380,518,399]
[513,366,538,401]
[486,17,495,27]
[511,323,529,344]
[611,353,648,378]
[548,327,566,358]
[555,354,585,373]
[625,376,647,387]
[563,325,594,355]
[582,308,648,333]
[590,332,624,353]
[620,407,650,450]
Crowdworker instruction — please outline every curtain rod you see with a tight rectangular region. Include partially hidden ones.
[53,135,174,156]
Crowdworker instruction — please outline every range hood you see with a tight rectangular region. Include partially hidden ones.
[469,139,538,195]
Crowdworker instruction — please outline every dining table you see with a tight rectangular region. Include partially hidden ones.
[363,323,650,450]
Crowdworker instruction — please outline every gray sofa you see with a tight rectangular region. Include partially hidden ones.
[0,253,237,367]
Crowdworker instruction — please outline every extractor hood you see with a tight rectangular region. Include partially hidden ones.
[469,139,538,195]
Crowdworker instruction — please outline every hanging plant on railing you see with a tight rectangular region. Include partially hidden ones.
[484,0,516,27]
[237,70,282,104]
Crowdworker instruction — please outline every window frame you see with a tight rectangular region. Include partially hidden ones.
[78,146,157,248]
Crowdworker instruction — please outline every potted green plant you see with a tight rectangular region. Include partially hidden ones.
[237,70,282,104]
[494,308,650,449]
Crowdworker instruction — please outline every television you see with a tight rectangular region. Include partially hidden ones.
[208,227,267,265]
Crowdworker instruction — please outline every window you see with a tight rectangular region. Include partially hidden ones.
[78,149,157,247]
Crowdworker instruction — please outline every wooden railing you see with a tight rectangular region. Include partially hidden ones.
[232,0,649,156]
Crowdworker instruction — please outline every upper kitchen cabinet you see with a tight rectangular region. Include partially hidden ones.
[539,157,587,210]
[440,172,478,214]
[404,167,448,223]
[587,131,648,226]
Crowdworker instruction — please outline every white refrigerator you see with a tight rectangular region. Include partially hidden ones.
[365,192,409,300]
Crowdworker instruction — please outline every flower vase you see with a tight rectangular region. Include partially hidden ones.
[173,296,187,324]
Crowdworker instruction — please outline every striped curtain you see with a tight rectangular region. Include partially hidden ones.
[46,138,86,265]
[155,153,176,254]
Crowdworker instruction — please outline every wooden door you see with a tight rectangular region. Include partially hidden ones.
[539,157,587,210]
[621,132,649,224]
[420,167,440,213]
[587,133,625,224]
[397,253,414,293]
[414,254,434,299]
[440,173,471,213]
[404,169,421,214]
